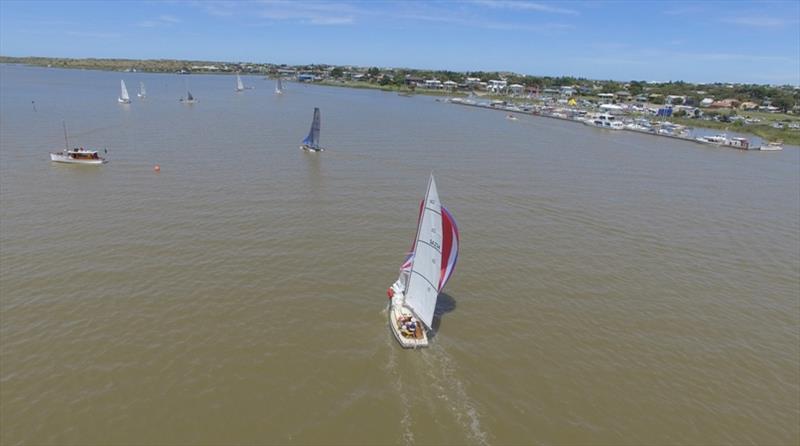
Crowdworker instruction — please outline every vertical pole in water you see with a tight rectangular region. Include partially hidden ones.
[62,121,69,151]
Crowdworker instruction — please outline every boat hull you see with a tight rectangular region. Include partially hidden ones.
[50,153,106,165]
[300,145,324,152]
[388,303,429,349]
[118,98,130,104]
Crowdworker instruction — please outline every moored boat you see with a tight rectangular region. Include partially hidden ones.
[758,141,784,151]
[50,122,107,165]
[584,112,623,130]
[387,174,459,348]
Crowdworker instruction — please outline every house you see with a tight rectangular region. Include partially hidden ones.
[559,86,576,96]
[597,93,615,103]
[615,91,631,100]
[424,79,443,89]
[709,99,740,109]
[509,84,525,95]
[665,95,687,105]
[404,76,423,86]
[443,80,458,90]
[465,77,482,86]
[297,73,316,82]
[739,102,758,110]
[487,79,507,93]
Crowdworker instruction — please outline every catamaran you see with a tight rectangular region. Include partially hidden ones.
[235,73,245,92]
[118,80,131,104]
[300,107,323,152]
[275,78,283,94]
[387,174,459,349]
[50,122,107,165]
[137,81,146,99]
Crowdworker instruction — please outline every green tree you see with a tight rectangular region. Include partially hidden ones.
[330,67,343,78]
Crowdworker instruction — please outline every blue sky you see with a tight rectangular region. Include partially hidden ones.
[1,0,798,84]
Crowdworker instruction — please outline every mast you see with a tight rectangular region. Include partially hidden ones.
[62,121,69,151]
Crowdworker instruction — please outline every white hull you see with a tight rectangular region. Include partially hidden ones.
[300,145,324,152]
[388,303,429,349]
[118,98,131,104]
[50,153,106,165]
[584,120,623,130]
[137,94,145,99]
[758,144,783,151]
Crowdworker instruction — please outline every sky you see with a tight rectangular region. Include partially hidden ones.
[1,0,798,85]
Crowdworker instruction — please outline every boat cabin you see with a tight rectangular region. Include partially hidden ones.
[67,148,101,160]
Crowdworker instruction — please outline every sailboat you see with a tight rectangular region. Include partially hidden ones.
[300,107,323,152]
[180,84,196,104]
[118,80,131,104]
[235,73,245,92]
[387,174,459,348]
[275,77,283,94]
[137,81,146,99]
[50,121,108,165]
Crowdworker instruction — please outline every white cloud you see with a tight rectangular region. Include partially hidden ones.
[137,15,182,28]
[720,15,796,28]
[471,0,579,15]
[257,0,359,25]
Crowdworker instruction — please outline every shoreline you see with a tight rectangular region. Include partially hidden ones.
[2,58,797,145]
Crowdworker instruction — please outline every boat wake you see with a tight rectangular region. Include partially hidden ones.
[384,332,416,446]
[383,308,489,446]
[419,347,490,446]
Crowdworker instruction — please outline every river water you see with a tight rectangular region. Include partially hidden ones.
[1,64,798,445]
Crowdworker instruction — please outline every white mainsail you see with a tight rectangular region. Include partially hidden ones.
[119,80,130,103]
[138,81,146,98]
[403,174,443,329]
[275,78,283,94]
[236,74,244,92]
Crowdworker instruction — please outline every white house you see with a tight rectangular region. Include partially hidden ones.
[488,79,507,93]
[443,80,458,90]
[465,77,482,86]
[424,79,443,89]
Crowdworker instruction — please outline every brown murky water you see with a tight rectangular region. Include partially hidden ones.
[1,64,799,445]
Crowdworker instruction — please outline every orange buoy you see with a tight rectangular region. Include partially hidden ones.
[153,164,161,172]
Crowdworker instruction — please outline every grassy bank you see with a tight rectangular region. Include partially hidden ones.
[667,116,799,145]
[316,80,465,97]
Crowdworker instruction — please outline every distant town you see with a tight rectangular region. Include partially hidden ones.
[2,55,798,144]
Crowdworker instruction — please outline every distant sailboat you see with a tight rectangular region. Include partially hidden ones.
[180,82,196,104]
[275,78,283,94]
[118,80,131,104]
[235,73,245,92]
[300,107,323,152]
[387,174,459,348]
[137,81,146,99]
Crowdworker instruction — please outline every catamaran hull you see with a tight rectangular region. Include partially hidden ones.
[300,145,324,152]
[50,154,106,165]
[388,304,429,349]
